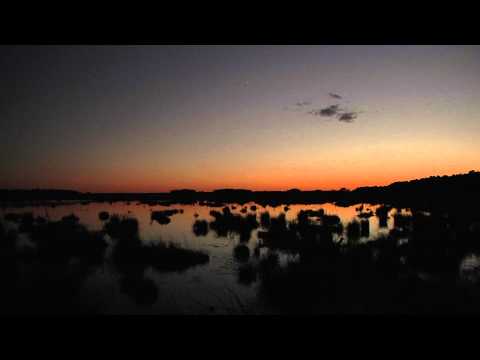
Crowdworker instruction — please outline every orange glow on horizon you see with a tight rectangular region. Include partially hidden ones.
[31,166,476,193]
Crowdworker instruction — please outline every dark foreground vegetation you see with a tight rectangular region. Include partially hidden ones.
[221,205,480,313]
[0,212,209,314]
[3,198,480,313]
[180,192,480,313]
[209,207,259,242]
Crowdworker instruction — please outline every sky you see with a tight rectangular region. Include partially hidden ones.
[1,45,479,192]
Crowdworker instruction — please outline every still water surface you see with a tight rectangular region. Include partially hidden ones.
[1,201,417,314]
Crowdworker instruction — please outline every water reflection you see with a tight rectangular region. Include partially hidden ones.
[2,200,480,314]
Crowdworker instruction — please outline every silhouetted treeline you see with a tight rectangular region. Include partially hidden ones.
[164,171,480,213]
[349,170,480,212]
[2,171,479,213]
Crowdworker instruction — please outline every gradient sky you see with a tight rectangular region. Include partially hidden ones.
[1,45,479,192]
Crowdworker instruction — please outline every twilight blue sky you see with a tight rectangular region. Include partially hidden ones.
[1,45,479,191]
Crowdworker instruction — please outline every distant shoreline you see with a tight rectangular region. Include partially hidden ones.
[1,171,479,213]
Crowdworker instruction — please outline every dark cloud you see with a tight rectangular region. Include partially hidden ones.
[308,105,360,124]
[329,93,342,100]
[321,105,340,116]
[302,95,361,124]
[308,104,341,117]
[337,112,358,123]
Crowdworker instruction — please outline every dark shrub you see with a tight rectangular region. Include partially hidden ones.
[360,219,370,237]
[358,211,374,219]
[376,205,392,228]
[98,211,110,221]
[393,213,412,230]
[104,215,139,240]
[209,210,259,241]
[238,263,257,286]
[260,211,271,228]
[193,220,209,237]
[30,216,108,264]
[151,209,180,225]
[233,244,250,262]
[347,220,361,240]
[321,214,340,226]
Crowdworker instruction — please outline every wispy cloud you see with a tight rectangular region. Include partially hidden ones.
[337,112,358,123]
[329,93,342,100]
[308,106,360,123]
[286,92,362,123]
[308,105,341,117]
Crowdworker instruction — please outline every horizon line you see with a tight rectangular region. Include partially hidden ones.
[1,170,478,194]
